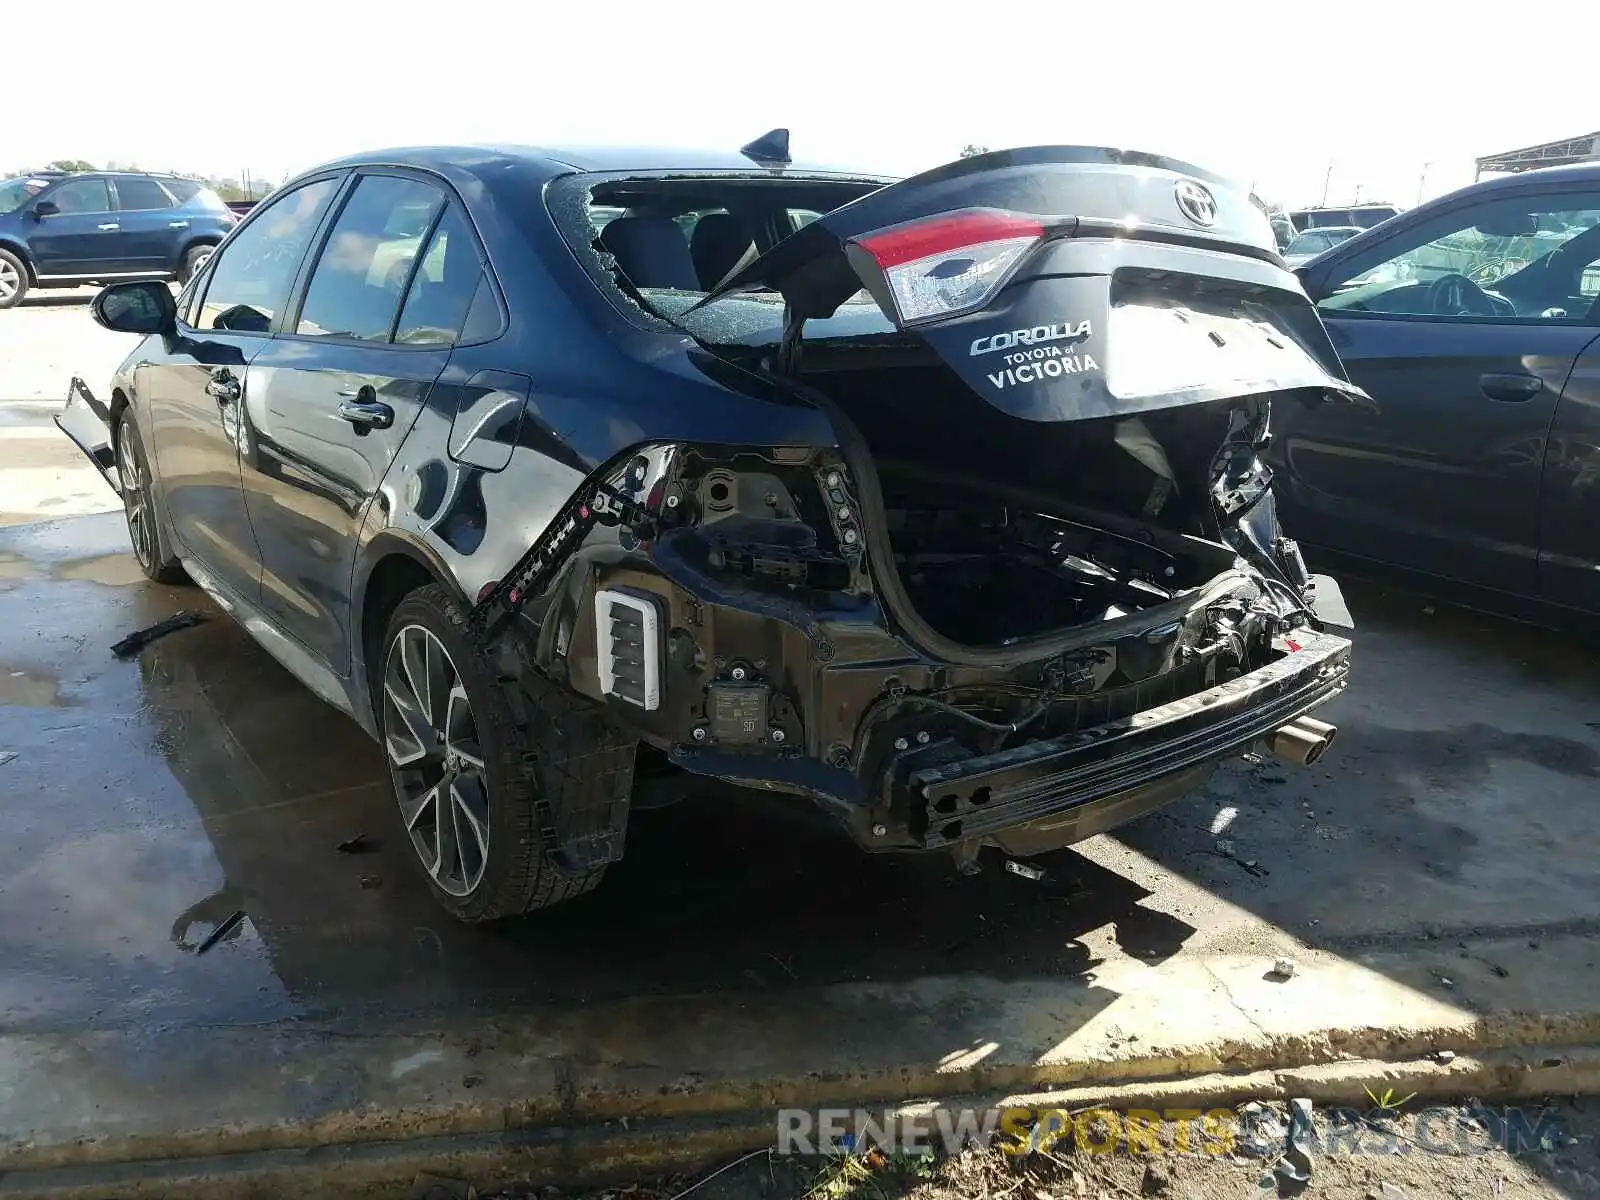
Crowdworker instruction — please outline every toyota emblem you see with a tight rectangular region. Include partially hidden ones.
[1174,178,1218,227]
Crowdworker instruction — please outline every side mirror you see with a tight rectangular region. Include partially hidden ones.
[92,281,176,335]
[31,200,58,220]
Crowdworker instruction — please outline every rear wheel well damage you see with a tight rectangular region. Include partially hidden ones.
[363,549,640,895]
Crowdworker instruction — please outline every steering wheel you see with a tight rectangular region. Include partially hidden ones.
[1426,272,1499,317]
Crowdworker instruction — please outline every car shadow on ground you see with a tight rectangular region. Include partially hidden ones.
[120,596,1183,1031]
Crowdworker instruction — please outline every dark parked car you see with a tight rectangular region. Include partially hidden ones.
[1272,163,1600,624]
[0,171,238,308]
[57,139,1358,921]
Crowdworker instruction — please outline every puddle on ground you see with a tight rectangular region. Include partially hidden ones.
[0,669,64,708]
[0,553,35,583]
[55,553,145,588]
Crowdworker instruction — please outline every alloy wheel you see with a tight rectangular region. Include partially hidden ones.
[0,258,19,304]
[117,421,153,569]
[382,624,491,897]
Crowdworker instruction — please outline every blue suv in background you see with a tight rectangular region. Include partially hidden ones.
[0,171,238,309]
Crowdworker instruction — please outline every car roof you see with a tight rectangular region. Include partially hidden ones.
[1300,225,1364,234]
[1445,160,1600,195]
[305,143,894,183]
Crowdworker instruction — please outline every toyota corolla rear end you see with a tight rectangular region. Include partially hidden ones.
[498,146,1358,867]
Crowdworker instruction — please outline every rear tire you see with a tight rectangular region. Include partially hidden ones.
[378,584,633,922]
[114,409,187,584]
[0,249,28,309]
[179,243,214,283]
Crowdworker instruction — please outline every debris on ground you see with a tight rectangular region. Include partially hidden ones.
[1269,957,1298,980]
[337,833,378,854]
[0,751,16,768]
[1003,859,1046,882]
[110,610,203,658]
[1434,1049,1457,1064]
[193,909,245,955]
[1430,969,1455,989]
[1237,1101,1287,1157]
[475,1100,1598,1200]
[359,873,382,889]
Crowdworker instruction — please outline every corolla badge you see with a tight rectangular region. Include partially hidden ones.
[1174,178,1218,227]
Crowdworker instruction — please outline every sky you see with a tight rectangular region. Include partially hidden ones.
[16,0,1600,210]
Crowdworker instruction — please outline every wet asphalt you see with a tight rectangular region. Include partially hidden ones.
[1,513,1598,1038]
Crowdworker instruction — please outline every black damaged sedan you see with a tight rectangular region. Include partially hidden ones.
[58,137,1359,921]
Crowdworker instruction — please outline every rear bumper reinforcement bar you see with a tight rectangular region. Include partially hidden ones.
[909,628,1351,847]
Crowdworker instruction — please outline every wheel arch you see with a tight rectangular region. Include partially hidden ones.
[0,237,35,283]
[352,532,474,721]
[180,234,221,257]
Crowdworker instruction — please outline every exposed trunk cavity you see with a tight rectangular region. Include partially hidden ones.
[792,345,1266,649]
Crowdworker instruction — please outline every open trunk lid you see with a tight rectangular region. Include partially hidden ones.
[689,146,1367,421]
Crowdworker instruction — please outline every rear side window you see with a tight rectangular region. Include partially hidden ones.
[393,203,488,345]
[166,178,203,202]
[48,178,111,214]
[116,177,175,210]
[296,175,443,342]
[198,177,338,333]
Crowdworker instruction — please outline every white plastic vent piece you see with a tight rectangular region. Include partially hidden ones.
[595,589,660,711]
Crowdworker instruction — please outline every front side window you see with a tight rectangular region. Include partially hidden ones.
[197,177,339,333]
[296,175,443,342]
[48,178,111,214]
[116,177,175,210]
[1317,195,1600,322]
[394,203,487,345]
[0,177,53,214]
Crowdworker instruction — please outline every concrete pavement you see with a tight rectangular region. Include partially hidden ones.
[0,512,1597,1196]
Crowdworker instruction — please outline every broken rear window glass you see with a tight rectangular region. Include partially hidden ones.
[548,172,888,345]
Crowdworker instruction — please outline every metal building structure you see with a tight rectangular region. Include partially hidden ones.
[1475,132,1600,179]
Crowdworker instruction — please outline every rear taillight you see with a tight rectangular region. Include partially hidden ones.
[852,208,1042,326]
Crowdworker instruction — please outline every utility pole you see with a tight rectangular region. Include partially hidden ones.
[1417,161,1432,205]
[1320,163,1334,207]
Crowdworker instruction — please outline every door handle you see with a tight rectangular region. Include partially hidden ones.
[1479,372,1542,402]
[97,223,120,231]
[168,220,189,229]
[338,399,394,430]
[205,373,241,403]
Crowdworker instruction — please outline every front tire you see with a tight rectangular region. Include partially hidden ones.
[114,410,186,583]
[0,249,28,309]
[378,585,630,921]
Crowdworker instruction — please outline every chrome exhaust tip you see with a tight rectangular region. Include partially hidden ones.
[1264,716,1338,767]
